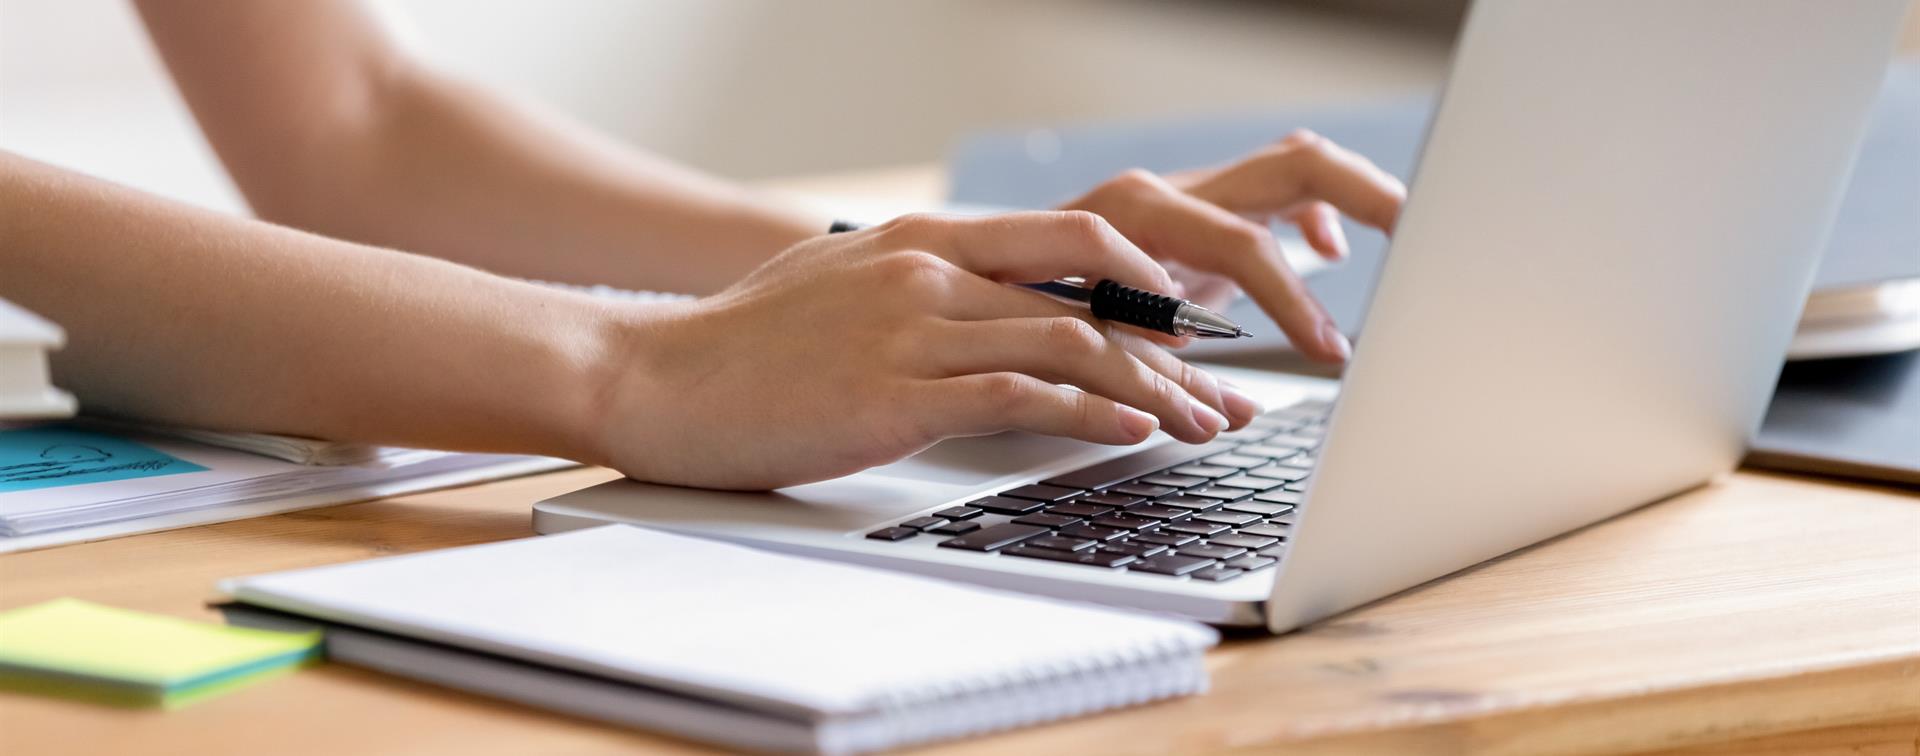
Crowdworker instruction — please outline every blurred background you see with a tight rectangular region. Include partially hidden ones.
[1,0,1466,213]
[1,0,1914,215]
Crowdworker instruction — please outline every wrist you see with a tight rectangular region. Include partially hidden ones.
[563,298,691,472]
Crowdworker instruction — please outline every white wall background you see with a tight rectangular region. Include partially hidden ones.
[0,0,1452,214]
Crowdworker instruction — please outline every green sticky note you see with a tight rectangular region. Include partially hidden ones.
[0,426,208,493]
[0,598,321,708]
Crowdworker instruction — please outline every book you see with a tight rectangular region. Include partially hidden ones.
[0,298,76,420]
[0,598,320,708]
[0,424,571,552]
[219,526,1218,755]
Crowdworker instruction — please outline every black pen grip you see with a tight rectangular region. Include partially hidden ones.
[1088,279,1182,334]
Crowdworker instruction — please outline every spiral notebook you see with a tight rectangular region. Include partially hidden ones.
[218,526,1217,754]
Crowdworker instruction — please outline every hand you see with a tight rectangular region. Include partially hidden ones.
[1061,130,1407,363]
[592,212,1265,490]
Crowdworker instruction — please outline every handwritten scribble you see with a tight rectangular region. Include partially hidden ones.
[0,427,207,493]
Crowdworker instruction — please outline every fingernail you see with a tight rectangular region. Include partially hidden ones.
[1189,398,1228,435]
[1320,322,1352,362]
[1326,221,1350,259]
[1219,382,1265,425]
[1116,404,1158,442]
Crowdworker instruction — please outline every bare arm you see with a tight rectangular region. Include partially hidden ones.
[132,0,819,296]
[1,152,1255,487]
[0,151,618,460]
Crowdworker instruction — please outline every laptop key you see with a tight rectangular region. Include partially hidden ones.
[1139,473,1209,489]
[1226,555,1278,571]
[1245,464,1310,482]
[1186,486,1254,502]
[965,496,1046,515]
[1257,544,1287,558]
[1059,524,1128,542]
[1000,484,1083,502]
[865,526,919,541]
[1041,440,1237,490]
[1162,521,1230,537]
[934,506,984,520]
[1109,483,1179,499]
[1254,490,1304,505]
[1170,464,1237,479]
[938,523,1048,552]
[1282,481,1311,492]
[1076,492,1145,508]
[1090,514,1159,532]
[901,516,947,530]
[927,520,981,536]
[1265,434,1320,450]
[1003,544,1137,568]
[1237,444,1303,460]
[1133,531,1200,547]
[1213,475,1283,492]
[1209,533,1279,550]
[1012,513,1082,529]
[1157,495,1224,512]
[1177,543,1247,560]
[1195,511,1261,527]
[1225,501,1292,516]
[1046,502,1115,518]
[1238,524,1291,539]
[1190,566,1246,582]
[1203,453,1269,469]
[1100,541,1169,558]
[1121,504,1190,521]
[1028,536,1096,552]
[1128,554,1215,576]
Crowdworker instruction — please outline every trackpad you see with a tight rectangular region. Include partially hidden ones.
[860,432,1109,487]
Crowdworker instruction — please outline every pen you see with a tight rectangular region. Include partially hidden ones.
[828,219,1251,339]
[1019,279,1250,339]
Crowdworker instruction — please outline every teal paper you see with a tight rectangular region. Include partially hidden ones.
[0,427,207,493]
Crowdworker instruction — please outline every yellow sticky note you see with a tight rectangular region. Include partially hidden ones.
[0,598,320,707]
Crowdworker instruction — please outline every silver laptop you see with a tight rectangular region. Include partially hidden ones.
[537,0,1910,633]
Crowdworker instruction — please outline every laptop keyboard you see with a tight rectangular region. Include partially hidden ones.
[864,398,1331,583]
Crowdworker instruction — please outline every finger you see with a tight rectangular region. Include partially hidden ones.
[915,373,1161,446]
[1102,327,1253,429]
[923,317,1230,441]
[931,280,1241,424]
[1194,130,1406,233]
[875,211,1177,295]
[1103,175,1351,363]
[1287,201,1349,261]
[1229,238,1350,364]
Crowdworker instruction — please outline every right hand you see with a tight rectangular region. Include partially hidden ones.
[592,212,1264,490]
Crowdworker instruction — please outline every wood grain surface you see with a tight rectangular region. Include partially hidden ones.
[2,466,1915,755]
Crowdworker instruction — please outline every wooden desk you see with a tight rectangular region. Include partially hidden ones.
[3,165,1918,756]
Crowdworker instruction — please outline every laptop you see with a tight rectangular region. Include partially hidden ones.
[537,0,1911,632]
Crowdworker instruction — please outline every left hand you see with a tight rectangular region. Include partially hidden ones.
[1059,130,1406,363]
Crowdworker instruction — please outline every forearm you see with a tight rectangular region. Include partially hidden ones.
[135,0,819,296]
[0,152,629,462]
[249,69,821,295]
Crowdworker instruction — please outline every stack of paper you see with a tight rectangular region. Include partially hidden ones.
[0,424,571,552]
[0,298,75,420]
[96,423,443,467]
[0,598,320,708]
